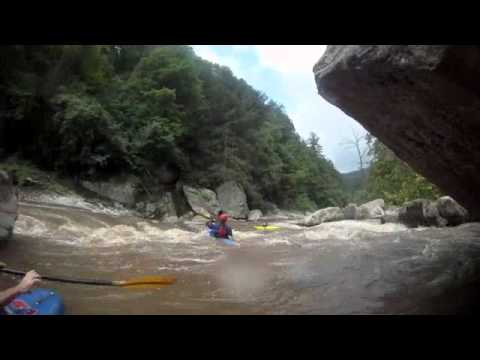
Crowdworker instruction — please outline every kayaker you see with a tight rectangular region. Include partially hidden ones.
[0,269,41,307]
[206,210,226,229]
[206,212,233,240]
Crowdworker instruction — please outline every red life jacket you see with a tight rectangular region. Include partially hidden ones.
[217,224,227,238]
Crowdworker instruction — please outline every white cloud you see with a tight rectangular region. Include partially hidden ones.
[253,45,327,74]
[190,45,365,172]
[232,45,253,52]
[224,45,327,74]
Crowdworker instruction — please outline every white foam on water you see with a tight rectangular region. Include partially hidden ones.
[14,215,51,237]
[82,225,146,246]
[234,231,263,241]
[67,224,195,247]
[136,222,195,244]
[160,229,196,243]
[303,220,408,242]
[166,257,218,264]
[215,257,272,300]
[269,222,304,230]
[263,238,294,246]
[190,245,213,251]
[271,261,296,267]
[157,266,191,272]
[16,208,199,247]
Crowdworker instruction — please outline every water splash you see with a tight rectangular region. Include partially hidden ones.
[213,249,275,301]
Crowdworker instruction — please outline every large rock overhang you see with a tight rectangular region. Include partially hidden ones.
[314,45,480,220]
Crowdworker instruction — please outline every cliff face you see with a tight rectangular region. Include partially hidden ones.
[314,45,480,220]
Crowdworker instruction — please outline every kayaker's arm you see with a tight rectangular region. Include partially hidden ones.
[0,270,41,307]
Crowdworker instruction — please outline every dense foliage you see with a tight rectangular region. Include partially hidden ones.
[365,135,442,204]
[0,45,346,211]
[345,134,442,205]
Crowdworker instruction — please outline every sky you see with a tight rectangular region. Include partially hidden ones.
[191,45,368,173]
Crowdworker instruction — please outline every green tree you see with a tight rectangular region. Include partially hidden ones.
[0,45,349,212]
[366,136,442,205]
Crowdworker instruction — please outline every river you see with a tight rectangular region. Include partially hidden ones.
[2,195,480,315]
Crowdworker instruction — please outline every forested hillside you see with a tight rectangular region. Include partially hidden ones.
[0,45,346,211]
[365,135,442,205]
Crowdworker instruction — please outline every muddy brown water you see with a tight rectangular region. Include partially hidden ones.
[2,199,480,314]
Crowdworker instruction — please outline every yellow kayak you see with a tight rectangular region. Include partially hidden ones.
[254,225,281,231]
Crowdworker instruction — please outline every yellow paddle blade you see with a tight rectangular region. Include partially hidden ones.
[254,226,280,231]
[117,275,177,288]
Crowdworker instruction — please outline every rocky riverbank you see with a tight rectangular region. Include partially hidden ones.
[1,159,474,242]
[297,196,470,229]
[3,162,480,314]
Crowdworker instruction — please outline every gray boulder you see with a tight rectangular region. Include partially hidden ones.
[272,210,305,220]
[0,170,18,241]
[179,211,195,221]
[191,215,207,223]
[136,192,177,219]
[163,215,179,224]
[303,207,345,227]
[182,185,219,218]
[314,45,480,221]
[357,199,385,220]
[435,196,469,226]
[263,201,280,215]
[248,209,263,221]
[381,206,400,224]
[216,181,249,219]
[343,203,358,220]
[81,175,140,207]
[399,199,447,227]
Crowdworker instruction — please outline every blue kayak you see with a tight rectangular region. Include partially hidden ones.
[4,288,64,315]
[219,238,237,247]
[207,228,237,247]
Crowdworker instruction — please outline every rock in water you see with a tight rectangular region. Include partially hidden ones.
[263,201,280,215]
[216,181,249,219]
[314,45,480,221]
[303,207,344,227]
[182,185,219,218]
[399,199,447,227]
[248,209,263,221]
[343,203,358,220]
[381,206,400,224]
[136,192,177,219]
[357,199,385,220]
[276,210,305,220]
[81,175,140,207]
[0,170,18,241]
[435,196,469,226]
[163,216,179,224]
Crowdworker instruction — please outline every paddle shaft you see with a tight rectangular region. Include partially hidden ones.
[0,268,116,286]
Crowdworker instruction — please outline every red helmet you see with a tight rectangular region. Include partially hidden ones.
[218,213,229,223]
